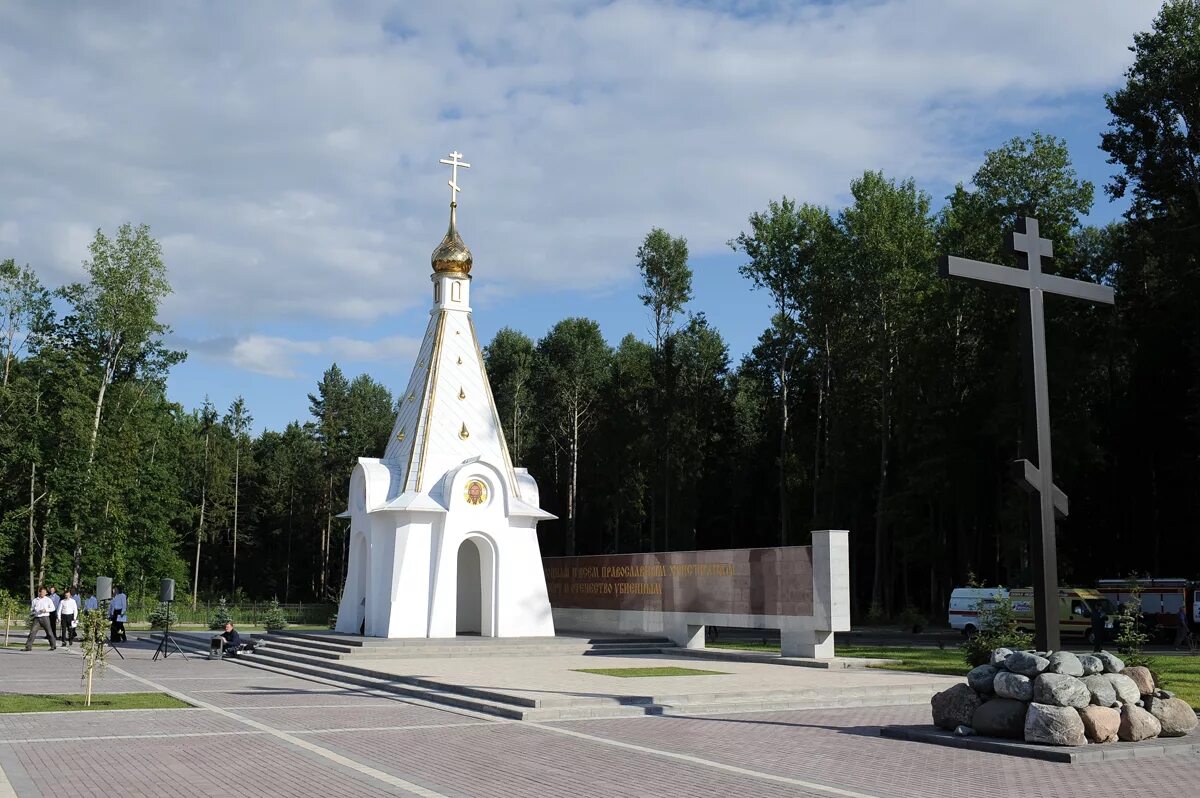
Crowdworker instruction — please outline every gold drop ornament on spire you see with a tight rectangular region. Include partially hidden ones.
[458,387,466,400]
[459,422,470,440]
[395,429,406,442]
[431,150,474,275]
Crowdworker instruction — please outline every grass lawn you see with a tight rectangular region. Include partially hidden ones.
[0,693,191,713]
[711,642,1200,706]
[572,667,729,678]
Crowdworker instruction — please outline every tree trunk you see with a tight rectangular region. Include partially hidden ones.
[285,483,294,604]
[37,521,48,590]
[871,311,892,615]
[192,430,209,611]
[232,442,240,595]
[72,354,116,589]
[322,474,333,599]
[779,360,790,547]
[567,406,579,556]
[28,459,36,598]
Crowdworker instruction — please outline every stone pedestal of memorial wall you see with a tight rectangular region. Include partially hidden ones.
[544,530,851,657]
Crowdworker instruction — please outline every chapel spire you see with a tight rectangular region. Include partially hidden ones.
[431,150,473,275]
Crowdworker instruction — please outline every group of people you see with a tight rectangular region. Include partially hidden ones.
[22,584,127,651]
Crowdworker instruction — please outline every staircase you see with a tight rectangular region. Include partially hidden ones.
[139,630,939,722]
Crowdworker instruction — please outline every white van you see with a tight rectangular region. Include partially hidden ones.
[948,587,1009,635]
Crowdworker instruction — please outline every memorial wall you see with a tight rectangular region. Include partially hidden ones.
[543,547,813,616]
[541,531,850,658]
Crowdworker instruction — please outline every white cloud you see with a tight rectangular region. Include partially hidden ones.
[0,0,1157,343]
[186,332,421,378]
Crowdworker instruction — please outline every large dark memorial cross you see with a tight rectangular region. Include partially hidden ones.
[939,217,1115,651]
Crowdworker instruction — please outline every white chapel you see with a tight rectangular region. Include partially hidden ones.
[335,152,557,639]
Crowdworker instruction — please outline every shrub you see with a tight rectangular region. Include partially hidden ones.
[897,606,927,633]
[261,599,288,631]
[865,601,888,626]
[1115,578,1150,669]
[147,603,179,630]
[208,598,233,630]
[960,590,1032,667]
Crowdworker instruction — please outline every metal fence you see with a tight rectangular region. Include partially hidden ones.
[125,599,335,627]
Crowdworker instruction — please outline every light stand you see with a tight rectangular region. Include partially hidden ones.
[98,599,125,660]
[152,599,187,661]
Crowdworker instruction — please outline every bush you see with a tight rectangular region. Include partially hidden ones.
[146,603,179,630]
[960,590,1032,667]
[897,606,927,633]
[1115,579,1150,669]
[208,598,233,630]
[865,601,887,626]
[261,599,288,631]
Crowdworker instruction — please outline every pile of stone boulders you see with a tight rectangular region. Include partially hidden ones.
[931,648,1197,746]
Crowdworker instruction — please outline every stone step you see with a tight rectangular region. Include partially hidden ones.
[137,633,938,721]
[582,646,671,656]
[651,687,942,717]
[139,633,617,721]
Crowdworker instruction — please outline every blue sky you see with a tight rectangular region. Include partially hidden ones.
[0,1,1159,432]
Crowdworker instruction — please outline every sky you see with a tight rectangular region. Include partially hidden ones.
[0,1,1162,433]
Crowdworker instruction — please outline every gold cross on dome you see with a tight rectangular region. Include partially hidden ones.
[439,151,470,206]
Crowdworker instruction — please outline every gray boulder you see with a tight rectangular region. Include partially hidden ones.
[972,698,1027,739]
[1095,651,1124,673]
[1106,673,1141,706]
[1077,654,1104,675]
[1005,650,1050,677]
[1123,665,1154,696]
[989,647,1013,667]
[1082,674,1118,707]
[1118,704,1161,742]
[1024,703,1086,746]
[1033,673,1091,709]
[967,664,998,694]
[1144,696,1198,738]
[1078,705,1120,743]
[993,671,1034,702]
[932,684,981,731]
[1046,651,1084,677]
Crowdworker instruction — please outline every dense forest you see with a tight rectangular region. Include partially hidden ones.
[1,4,1197,619]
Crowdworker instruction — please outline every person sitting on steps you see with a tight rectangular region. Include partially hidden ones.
[217,622,263,657]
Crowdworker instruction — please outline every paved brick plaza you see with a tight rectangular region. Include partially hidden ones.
[2,643,1197,797]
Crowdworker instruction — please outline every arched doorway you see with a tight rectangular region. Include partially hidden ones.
[455,535,496,636]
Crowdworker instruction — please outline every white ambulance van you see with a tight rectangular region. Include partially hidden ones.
[948,587,1009,635]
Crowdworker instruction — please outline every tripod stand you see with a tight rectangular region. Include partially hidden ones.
[152,599,187,661]
[98,599,125,660]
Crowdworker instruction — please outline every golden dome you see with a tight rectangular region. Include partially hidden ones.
[431,203,473,275]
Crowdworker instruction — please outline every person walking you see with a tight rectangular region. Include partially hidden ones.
[1090,604,1107,653]
[1174,604,1192,649]
[58,590,78,646]
[23,588,57,651]
[109,586,127,643]
[47,586,60,642]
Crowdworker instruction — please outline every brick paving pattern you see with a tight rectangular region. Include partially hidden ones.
[2,643,1197,797]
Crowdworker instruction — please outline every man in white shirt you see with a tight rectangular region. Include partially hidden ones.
[48,586,61,642]
[23,588,58,651]
[109,586,128,643]
[58,590,79,646]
